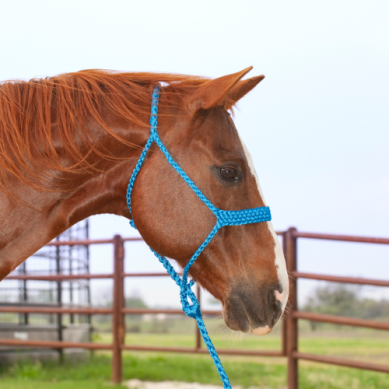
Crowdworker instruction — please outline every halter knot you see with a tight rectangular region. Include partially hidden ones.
[180,283,201,319]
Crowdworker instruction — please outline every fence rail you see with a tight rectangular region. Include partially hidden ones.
[291,272,389,287]
[1,228,388,388]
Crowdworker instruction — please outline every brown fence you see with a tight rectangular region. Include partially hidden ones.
[1,228,389,387]
[284,227,389,389]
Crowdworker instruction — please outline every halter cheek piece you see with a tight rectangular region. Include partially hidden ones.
[127,86,272,389]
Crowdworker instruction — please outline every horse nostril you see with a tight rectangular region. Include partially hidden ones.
[269,289,283,324]
[273,302,282,323]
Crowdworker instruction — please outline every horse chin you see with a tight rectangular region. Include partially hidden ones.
[250,325,272,336]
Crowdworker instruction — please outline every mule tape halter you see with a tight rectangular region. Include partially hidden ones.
[127,86,272,389]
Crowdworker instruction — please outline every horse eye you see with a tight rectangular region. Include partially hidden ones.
[220,167,237,180]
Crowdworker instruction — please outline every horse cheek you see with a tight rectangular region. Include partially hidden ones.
[131,154,215,266]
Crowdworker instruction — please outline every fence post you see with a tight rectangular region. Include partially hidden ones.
[285,227,298,389]
[55,242,64,362]
[281,232,288,357]
[112,235,125,384]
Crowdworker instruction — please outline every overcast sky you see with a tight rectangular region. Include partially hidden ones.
[1,1,388,307]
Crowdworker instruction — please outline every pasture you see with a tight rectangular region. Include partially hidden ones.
[1,329,389,389]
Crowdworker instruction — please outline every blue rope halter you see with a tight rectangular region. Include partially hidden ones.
[126,86,272,389]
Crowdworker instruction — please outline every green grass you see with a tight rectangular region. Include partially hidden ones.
[1,350,389,389]
[1,332,389,389]
[0,380,124,389]
[92,332,389,365]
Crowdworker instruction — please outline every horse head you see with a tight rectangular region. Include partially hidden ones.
[0,67,288,336]
[130,68,289,335]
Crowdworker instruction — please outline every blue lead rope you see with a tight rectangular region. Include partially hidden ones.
[126,86,272,389]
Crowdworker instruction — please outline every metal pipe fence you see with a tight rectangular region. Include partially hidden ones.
[1,228,388,387]
[284,228,389,388]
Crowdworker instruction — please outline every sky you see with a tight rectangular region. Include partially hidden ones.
[1,0,388,307]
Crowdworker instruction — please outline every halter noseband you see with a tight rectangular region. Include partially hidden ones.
[126,86,271,389]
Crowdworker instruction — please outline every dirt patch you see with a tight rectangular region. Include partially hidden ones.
[127,379,282,389]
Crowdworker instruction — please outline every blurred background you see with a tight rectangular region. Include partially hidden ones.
[0,1,388,388]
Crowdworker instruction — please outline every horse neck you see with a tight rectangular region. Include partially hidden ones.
[0,117,156,280]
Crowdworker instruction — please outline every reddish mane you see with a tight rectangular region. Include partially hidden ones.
[0,70,209,196]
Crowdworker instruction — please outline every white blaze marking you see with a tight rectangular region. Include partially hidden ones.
[239,137,289,313]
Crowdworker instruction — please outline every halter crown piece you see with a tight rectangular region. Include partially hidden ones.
[127,86,272,389]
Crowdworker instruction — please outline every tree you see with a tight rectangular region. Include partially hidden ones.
[125,294,148,333]
[303,283,389,331]
[125,296,148,309]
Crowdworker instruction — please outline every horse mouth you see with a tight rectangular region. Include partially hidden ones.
[223,304,282,335]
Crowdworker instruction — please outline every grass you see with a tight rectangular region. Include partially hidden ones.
[1,351,389,389]
[1,331,389,389]
[92,331,389,365]
[0,380,123,389]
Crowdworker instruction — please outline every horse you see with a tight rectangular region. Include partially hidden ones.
[0,67,288,335]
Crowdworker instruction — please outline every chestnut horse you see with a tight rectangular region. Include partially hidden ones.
[0,67,288,335]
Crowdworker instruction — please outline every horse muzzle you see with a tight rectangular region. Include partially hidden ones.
[223,283,284,335]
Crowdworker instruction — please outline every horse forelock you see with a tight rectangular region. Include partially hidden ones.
[0,69,211,199]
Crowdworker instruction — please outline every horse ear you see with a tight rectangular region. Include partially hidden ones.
[225,75,265,109]
[186,67,253,115]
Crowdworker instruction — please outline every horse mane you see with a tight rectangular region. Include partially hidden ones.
[0,69,209,197]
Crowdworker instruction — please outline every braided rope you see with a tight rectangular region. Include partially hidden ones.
[126,86,272,389]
